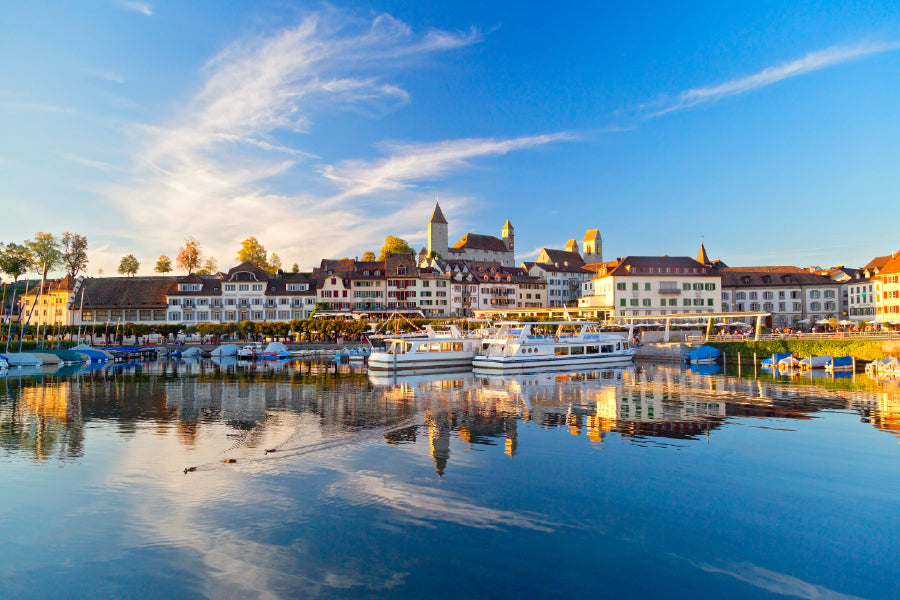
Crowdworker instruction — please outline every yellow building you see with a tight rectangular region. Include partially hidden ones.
[16,275,79,328]
[874,253,900,324]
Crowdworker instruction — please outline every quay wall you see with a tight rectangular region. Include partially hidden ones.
[707,340,892,361]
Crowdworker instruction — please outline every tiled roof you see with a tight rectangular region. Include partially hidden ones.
[537,248,585,268]
[450,233,510,253]
[226,261,269,281]
[721,271,838,287]
[864,252,899,272]
[722,266,807,273]
[81,276,178,309]
[532,262,592,275]
[430,201,448,224]
[877,254,900,275]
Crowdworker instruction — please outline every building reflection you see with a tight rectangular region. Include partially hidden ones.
[4,359,900,470]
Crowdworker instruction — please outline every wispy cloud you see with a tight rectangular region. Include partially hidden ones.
[99,9,568,273]
[698,562,866,600]
[61,153,122,172]
[117,1,152,16]
[322,133,572,202]
[644,41,900,118]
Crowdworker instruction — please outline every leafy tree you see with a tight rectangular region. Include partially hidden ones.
[176,237,203,273]
[291,263,299,273]
[155,255,173,273]
[118,254,140,276]
[26,232,62,278]
[0,242,31,283]
[268,252,282,274]
[236,237,268,268]
[61,232,88,277]
[361,251,377,262]
[377,235,414,260]
[197,256,218,275]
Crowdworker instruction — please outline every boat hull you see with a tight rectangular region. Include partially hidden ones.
[368,351,476,372]
[473,352,634,373]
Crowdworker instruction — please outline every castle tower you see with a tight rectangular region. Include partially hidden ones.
[565,239,579,255]
[427,200,449,258]
[583,229,602,262]
[502,219,514,254]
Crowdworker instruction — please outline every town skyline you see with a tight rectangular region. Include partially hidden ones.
[2,2,899,275]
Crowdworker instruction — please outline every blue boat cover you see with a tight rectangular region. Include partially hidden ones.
[761,352,794,366]
[685,346,722,362]
[830,356,853,368]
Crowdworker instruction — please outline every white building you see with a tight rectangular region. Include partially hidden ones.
[719,269,842,328]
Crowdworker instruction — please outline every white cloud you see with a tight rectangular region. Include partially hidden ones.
[117,1,152,16]
[646,41,900,118]
[98,10,568,273]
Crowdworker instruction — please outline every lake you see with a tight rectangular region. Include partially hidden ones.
[2,359,899,599]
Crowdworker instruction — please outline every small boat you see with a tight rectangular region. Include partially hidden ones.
[777,355,801,369]
[238,343,264,359]
[761,352,794,367]
[866,356,900,376]
[72,344,111,362]
[799,355,831,370]
[683,345,721,365]
[473,321,634,373]
[0,352,43,367]
[333,346,372,362]
[261,342,292,359]
[0,355,7,372]
[825,356,854,372]
[210,344,240,357]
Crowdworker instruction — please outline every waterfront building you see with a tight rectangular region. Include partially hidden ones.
[420,257,546,316]
[719,267,842,328]
[873,252,900,324]
[816,266,862,319]
[167,262,316,323]
[578,255,721,318]
[16,274,79,328]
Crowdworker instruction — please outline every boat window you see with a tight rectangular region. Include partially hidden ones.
[554,346,569,356]
[616,343,621,351]
[570,346,585,355]
[586,345,600,354]
[601,344,614,353]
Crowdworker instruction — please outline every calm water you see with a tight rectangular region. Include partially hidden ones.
[2,359,899,599]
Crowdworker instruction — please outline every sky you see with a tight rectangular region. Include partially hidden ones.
[1,1,899,277]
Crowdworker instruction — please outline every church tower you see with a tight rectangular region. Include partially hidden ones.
[502,219,514,254]
[583,229,602,262]
[427,200,449,258]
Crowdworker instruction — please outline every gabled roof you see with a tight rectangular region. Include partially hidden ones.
[583,229,600,241]
[429,201,448,225]
[536,248,585,268]
[450,233,510,253]
[721,271,839,287]
[226,261,270,281]
[722,266,807,273]
[864,252,899,273]
[877,254,900,276]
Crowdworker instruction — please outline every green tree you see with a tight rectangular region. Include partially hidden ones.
[197,256,218,275]
[291,263,299,273]
[0,242,31,283]
[377,235,414,260]
[176,237,202,273]
[236,237,268,268]
[118,254,140,276]
[26,232,62,278]
[155,255,173,274]
[361,251,377,262]
[61,232,88,277]
[268,252,282,274]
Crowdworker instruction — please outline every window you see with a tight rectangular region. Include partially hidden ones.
[683,283,691,291]
[707,298,714,306]
[224,284,235,291]
[616,282,626,291]
[620,299,626,306]
[632,282,638,291]
[642,299,651,306]
[238,284,249,292]
[644,282,651,291]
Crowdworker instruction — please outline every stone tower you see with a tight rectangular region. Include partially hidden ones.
[427,201,449,257]
[565,239,579,254]
[502,219,514,254]
[583,229,602,262]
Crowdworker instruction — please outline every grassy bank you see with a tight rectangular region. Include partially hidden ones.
[708,340,887,361]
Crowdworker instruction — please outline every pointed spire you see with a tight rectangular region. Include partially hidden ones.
[430,199,448,224]
[697,239,710,265]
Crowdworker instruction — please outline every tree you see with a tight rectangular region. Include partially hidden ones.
[118,254,140,276]
[155,255,173,273]
[291,263,299,273]
[361,251,377,262]
[377,235,415,260]
[0,242,31,283]
[61,232,88,277]
[26,232,62,278]
[197,256,218,275]
[236,237,268,268]
[176,237,203,273]
[268,252,282,274]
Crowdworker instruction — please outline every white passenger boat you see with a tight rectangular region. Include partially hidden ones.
[368,325,481,373]
[473,321,634,373]
[238,343,264,359]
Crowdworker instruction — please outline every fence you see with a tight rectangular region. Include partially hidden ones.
[686,331,900,343]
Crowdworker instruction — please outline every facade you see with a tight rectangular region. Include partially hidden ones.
[167,262,316,323]
[874,253,900,324]
[421,258,546,316]
[719,269,842,327]
[578,256,721,317]
[526,260,592,307]
[17,275,78,328]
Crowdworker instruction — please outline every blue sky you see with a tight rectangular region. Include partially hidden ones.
[1,1,898,276]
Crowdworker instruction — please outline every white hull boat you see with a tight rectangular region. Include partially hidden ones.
[368,325,481,373]
[473,321,634,373]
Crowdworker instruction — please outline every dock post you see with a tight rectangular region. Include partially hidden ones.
[738,352,741,378]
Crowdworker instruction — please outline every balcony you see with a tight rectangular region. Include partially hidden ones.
[658,288,681,295]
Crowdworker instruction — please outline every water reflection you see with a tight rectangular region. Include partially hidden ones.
[4,360,900,468]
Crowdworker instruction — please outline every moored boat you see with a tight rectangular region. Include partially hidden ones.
[799,355,831,370]
[683,345,721,365]
[824,356,854,372]
[368,325,480,373]
[473,321,633,373]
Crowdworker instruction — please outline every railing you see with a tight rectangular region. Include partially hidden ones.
[686,331,900,343]
[658,288,681,295]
